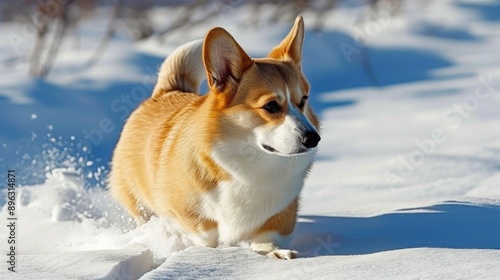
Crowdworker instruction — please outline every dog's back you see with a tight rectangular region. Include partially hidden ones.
[109,40,207,221]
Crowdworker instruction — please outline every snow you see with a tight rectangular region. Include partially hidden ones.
[10,249,156,280]
[1,0,500,279]
[141,247,500,280]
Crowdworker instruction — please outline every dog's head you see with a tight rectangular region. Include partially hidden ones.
[203,16,320,157]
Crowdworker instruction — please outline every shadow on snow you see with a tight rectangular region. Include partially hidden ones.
[293,201,500,256]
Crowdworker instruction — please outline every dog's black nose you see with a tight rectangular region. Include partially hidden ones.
[301,131,321,149]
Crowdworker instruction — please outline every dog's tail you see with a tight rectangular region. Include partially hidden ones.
[152,39,206,97]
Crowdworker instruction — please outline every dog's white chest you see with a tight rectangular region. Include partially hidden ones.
[203,146,316,244]
[202,175,302,244]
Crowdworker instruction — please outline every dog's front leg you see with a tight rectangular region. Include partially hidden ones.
[250,198,299,260]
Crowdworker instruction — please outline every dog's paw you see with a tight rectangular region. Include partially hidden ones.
[267,249,298,260]
[251,238,297,260]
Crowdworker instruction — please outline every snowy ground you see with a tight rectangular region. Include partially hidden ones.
[1,0,500,279]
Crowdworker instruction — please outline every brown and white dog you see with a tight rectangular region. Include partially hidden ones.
[109,16,320,259]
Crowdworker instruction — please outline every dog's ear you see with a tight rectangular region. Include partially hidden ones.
[268,16,304,64]
[203,27,253,92]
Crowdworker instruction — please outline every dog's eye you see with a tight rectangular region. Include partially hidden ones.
[298,96,308,109]
[262,101,281,114]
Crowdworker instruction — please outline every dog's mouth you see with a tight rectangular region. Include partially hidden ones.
[261,144,311,156]
[262,144,278,153]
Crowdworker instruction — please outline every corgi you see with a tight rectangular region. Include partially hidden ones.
[109,16,320,260]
